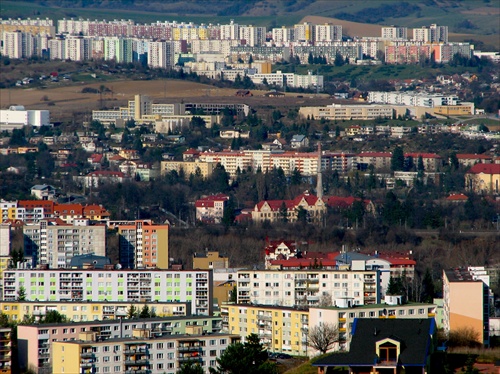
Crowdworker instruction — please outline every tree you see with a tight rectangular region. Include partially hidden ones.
[139,305,150,318]
[127,305,137,318]
[18,286,27,301]
[391,146,404,171]
[296,206,308,224]
[448,327,480,348]
[177,360,204,374]
[318,292,332,307]
[308,322,339,354]
[42,310,67,323]
[229,286,237,303]
[279,202,288,223]
[334,53,344,67]
[209,333,277,374]
[9,248,24,268]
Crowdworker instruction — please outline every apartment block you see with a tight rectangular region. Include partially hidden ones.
[3,269,212,315]
[236,269,380,307]
[443,268,491,347]
[0,300,189,323]
[52,331,240,374]
[23,219,106,268]
[413,24,448,43]
[193,251,229,270]
[160,160,217,179]
[2,31,34,59]
[195,195,230,224]
[222,304,309,356]
[115,220,169,269]
[309,301,437,352]
[299,104,394,121]
[18,316,221,373]
[381,26,408,40]
[0,328,11,374]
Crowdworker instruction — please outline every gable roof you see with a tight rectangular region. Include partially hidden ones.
[467,163,500,175]
[314,318,435,367]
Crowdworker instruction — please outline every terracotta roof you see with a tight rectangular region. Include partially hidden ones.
[456,154,491,160]
[325,196,371,209]
[195,194,229,208]
[446,194,468,201]
[356,152,392,157]
[54,204,84,215]
[467,163,500,175]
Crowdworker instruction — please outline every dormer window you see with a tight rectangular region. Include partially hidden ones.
[379,342,398,363]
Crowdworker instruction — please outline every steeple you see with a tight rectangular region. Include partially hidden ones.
[316,142,323,200]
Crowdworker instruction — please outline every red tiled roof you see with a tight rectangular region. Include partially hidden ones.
[195,194,230,208]
[380,257,416,266]
[357,152,392,157]
[456,154,491,160]
[54,204,84,215]
[269,258,337,268]
[446,194,468,201]
[467,164,500,175]
[325,196,371,209]
[18,200,55,214]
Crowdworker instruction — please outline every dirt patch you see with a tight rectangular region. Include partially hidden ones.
[301,15,382,37]
[462,7,500,15]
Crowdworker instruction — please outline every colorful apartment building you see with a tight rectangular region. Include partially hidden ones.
[222,304,309,356]
[52,330,240,374]
[114,220,169,269]
[18,316,221,373]
[0,328,11,374]
[443,268,491,347]
[3,269,212,315]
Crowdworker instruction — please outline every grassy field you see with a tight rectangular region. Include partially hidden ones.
[273,63,481,82]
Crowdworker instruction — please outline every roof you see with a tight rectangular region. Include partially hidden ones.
[195,194,230,208]
[357,152,392,157]
[314,318,435,367]
[31,184,55,191]
[269,258,337,268]
[69,254,111,269]
[446,193,468,201]
[467,163,500,175]
[456,154,491,160]
[291,135,306,142]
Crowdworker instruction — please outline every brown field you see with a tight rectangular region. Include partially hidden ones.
[301,15,382,37]
[0,79,333,122]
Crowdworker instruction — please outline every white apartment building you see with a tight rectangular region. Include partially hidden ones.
[3,269,213,315]
[294,22,314,42]
[368,91,459,107]
[314,24,342,42]
[299,104,394,121]
[57,17,91,35]
[23,219,106,268]
[2,30,34,58]
[239,25,266,47]
[249,70,323,89]
[236,269,381,307]
[148,40,175,68]
[220,21,239,40]
[381,26,408,40]
[413,24,448,43]
[47,37,65,60]
[0,225,9,258]
[52,331,240,374]
[272,26,294,44]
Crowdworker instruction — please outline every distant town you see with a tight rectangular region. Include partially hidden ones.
[0,7,500,374]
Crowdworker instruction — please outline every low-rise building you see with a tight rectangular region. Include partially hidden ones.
[52,331,240,374]
[161,159,217,179]
[18,316,221,373]
[195,194,230,224]
[299,104,394,121]
[465,164,500,195]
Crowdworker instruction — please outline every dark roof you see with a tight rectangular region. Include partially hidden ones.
[314,318,435,367]
[69,254,111,269]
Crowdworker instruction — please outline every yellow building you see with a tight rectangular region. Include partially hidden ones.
[193,251,229,270]
[223,303,309,356]
[161,160,217,179]
[465,164,500,195]
[434,104,474,116]
[0,300,188,323]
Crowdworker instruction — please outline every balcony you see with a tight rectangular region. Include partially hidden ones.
[257,315,272,321]
[124,359,149,366]
[80,362,94,368]
[178,345,201,352]
[307,278,319,284]
[178,355,203,363]
[81,352,94,358]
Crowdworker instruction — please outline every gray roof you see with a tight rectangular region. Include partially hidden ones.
[291,135,306,142]
[69,254,111,269]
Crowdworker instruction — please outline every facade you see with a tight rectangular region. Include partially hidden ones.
[381,26,408,40]
[52,331,240,374]
[23,219,106,268]
[30,184,56,200]
[355,152,392,171]
[3,269,212,315]
[236,269,380,307]
[161,160,217,179]
[2,31,34,59]
[299,104,394,121]
[252,192,326,224]
[465,164,500,195]
[368,91,459,107]
[0,300,189,323]
[443,268,491,347]
[309,302,437,353]
[0,328,11,374]
[193,251,229,270]
[17,316,221,373]
[195,194,230,224]
[222,304,309,355]
[0,106,50,131]
[115,219,169,269]
[413,24,448,43]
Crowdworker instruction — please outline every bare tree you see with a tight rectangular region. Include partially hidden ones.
[308,322,339,354]
[318,292,333,308]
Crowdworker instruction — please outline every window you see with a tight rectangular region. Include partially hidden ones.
[379,342,398,363]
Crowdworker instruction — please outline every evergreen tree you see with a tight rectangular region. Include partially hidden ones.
[391,146,405,171]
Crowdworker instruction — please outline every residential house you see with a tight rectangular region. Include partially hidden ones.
[465,164,500,195]
[87,153,104,169]
[290,135,309,149]
[313,318,436,373]
[195,194,229,224]
[30,184,56,200]
[75,171,129,188]
[456,153,492,168]
[355,152,392,171]
[405,152,442,171]
[252,191,326,224]
[161,160,217,179]
[119,161,159,181]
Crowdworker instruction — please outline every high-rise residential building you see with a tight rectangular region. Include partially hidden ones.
[220,20,239,40]
[115,220,169,269]
[443,268,491,347]
[413,24,448,43]
[0,328,11,374]
[23,219,106,268]
[294,22,314,42]
[147,40,175,68]
[3,268,212,315]
[2,30,34,58]
[52,330,240,374]
[272,26,294,44]
[381,26,408,40]
[314,23,342,42]
[236,269,381,307]
[238,25,266,47]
